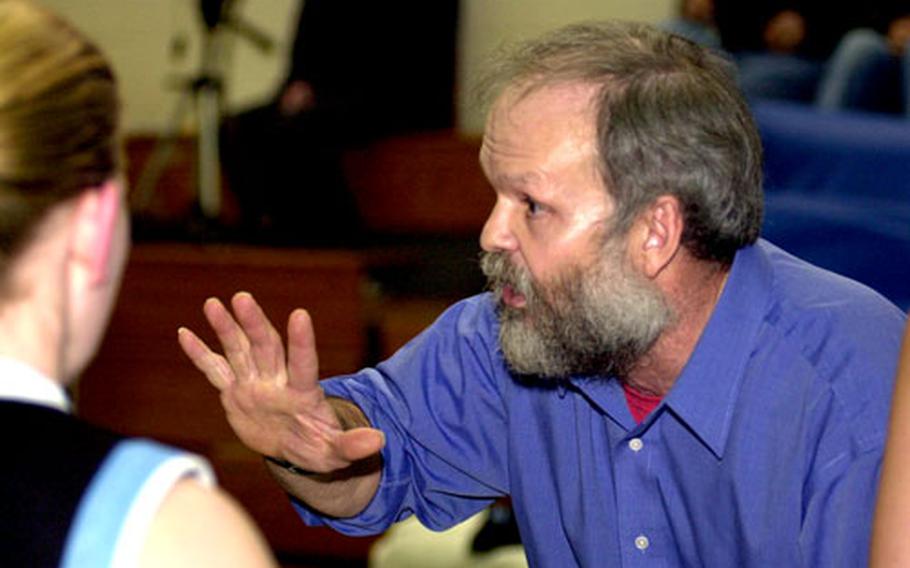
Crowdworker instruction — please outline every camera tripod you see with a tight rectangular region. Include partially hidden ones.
[134,0,272,222]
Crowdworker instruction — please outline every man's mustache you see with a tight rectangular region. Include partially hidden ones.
[479,252,534,301]
[480,252,516,289]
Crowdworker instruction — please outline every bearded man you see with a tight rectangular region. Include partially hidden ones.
[179,20,906,567]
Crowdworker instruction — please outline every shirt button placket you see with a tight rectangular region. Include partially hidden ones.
[628,438,648,558]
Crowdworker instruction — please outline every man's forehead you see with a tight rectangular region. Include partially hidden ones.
[480,84,600,173]
[482,81,600,151]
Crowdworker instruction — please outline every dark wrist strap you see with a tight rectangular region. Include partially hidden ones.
[264,455,317,476]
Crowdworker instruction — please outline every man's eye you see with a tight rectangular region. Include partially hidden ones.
[524,196,541,216]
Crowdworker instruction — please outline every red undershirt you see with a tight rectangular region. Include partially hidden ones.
[622,382,663,424]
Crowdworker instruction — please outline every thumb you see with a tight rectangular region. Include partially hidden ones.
[336,427,386,462]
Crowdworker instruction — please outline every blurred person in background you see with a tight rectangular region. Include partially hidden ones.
[220,0,459,245]
[664,0,856,103]
[817,1,910,115]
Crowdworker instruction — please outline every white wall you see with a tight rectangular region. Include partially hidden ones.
[457,0,675,133]
[40,0,300,133]
[39,0,674,134]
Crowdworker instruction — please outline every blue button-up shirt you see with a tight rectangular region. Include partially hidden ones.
[298,240,906,567]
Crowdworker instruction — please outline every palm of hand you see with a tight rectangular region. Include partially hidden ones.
[178,292,366,473]
[221,378,350,470]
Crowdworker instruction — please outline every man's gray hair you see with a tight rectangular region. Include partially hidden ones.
[477,20,763,263]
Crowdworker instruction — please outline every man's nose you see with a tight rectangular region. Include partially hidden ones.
[480,200,517,253]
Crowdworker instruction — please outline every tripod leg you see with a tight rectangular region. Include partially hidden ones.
[133,93,193,213]
[196,83,222,219]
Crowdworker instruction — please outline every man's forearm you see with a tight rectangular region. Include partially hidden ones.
[266,397,382,518]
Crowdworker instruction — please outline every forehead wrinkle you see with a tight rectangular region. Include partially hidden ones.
[480,132,543,189]
[481,107,597,197]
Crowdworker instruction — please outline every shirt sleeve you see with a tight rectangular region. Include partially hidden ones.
[295,295,512,535]
[799,437,883,567]
[772,272,904,567]
[797,337,894,567]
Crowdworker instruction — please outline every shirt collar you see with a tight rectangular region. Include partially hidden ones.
[567,241,774,454]
[0,357,71,412]
[662,240,773,459]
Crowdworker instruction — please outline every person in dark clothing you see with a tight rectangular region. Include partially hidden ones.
[221,1,459,245]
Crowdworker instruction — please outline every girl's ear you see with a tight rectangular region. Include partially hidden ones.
[69,179,122,285]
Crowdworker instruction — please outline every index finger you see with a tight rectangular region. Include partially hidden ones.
[177,326,235,390]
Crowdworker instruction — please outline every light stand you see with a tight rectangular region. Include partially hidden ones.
[194,18,226,219]
[135,0,272,223]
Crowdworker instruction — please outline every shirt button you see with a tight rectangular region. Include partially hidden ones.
[628,438,644,452]
[634,535,650,551]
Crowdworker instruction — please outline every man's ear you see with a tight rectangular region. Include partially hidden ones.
[70,179,122,285]
[631,195,683,279]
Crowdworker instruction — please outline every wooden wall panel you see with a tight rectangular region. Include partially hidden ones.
[343,131,492,236]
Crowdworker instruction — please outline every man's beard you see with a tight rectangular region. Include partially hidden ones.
[480,241,672,379]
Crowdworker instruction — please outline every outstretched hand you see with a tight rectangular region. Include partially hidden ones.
[178,292,384,473]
